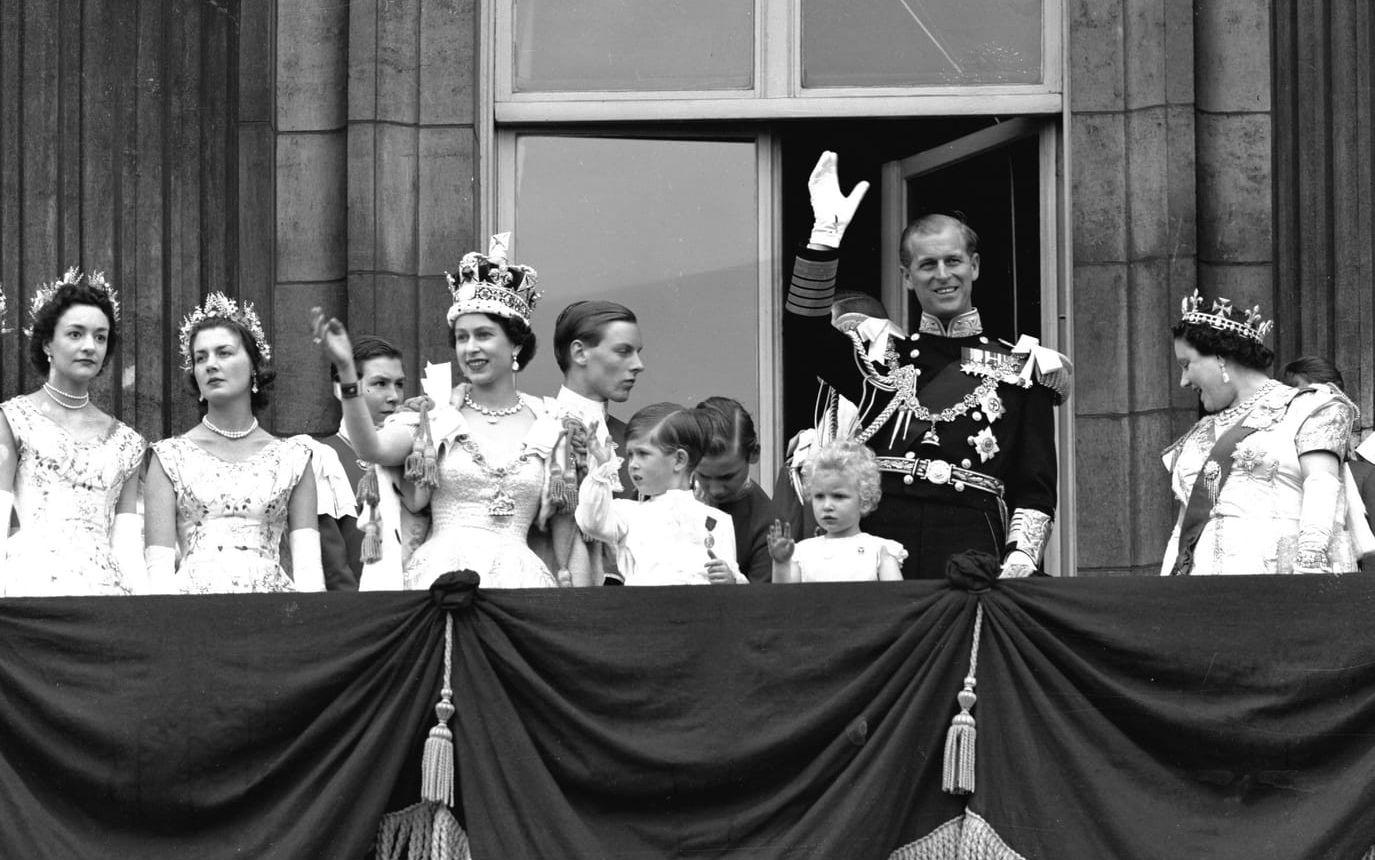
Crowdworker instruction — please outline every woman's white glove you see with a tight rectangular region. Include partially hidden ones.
[290,528,326,592]
[807,151,870,248]
[145,546,177,594]
[0,490,12,585]
[1295,470,1341,573]
[112,512,145,592]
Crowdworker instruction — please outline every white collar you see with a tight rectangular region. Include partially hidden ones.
[1357,433,1375,463]
[557,385,608,422]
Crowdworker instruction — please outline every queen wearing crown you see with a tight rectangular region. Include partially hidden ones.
[312,234,564,590]
[0,270,148,596]
[143,293,325,593]
[1162,291,1359,575]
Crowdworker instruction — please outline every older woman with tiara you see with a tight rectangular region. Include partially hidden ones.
[311,234,565,589]
[144,293,324,593]
[1163,291,1358,575]
[0,270,147,595]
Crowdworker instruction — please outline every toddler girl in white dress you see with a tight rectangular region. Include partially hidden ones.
[769,439,905,582]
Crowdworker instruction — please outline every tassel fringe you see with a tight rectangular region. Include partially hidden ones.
[406,404,440,489]
[942,602,984,796]
[422,614,456,806]
[357,466,384,565]
[375,802,471,860]
[356,466,380,507]
[361,517,383,564]
[375,613,462,860]
[887,811,1026,860]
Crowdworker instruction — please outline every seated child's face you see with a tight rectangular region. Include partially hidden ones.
[809,469,863,538]
[627,436,681,497]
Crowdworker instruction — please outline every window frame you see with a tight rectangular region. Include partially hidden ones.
[478,0,1078,575]
[493,0,1062,123]
[494,127,784,484]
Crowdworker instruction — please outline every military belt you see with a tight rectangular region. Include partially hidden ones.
[875,456,1004,498]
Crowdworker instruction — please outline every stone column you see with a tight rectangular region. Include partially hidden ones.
[347,0,477,388]
[1070,0,1200,575]
[271,0,349,433]
[1193,0,1273,317]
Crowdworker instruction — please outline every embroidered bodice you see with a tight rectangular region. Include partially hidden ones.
[1161,381,1358,574]
[1,397,146,595]
[3,397,145,544]
[430,430,546,542]
[153,436,312,592]
[394,391,562,589]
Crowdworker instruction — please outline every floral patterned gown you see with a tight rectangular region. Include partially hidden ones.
[1,396,147,596]
[151,436,313,593]
[1161,381,1358,575]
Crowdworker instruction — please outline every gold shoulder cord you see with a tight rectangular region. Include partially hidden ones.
[847,331,999,450]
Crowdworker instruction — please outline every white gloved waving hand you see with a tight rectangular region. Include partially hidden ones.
[808,151,870,249]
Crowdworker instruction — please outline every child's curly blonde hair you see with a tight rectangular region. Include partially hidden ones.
[801,439,883,515]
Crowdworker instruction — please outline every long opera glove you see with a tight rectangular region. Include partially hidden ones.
[1295,471,1341,573]
[290,528,326,592]
[112,512,146,593]
[145,545,177,594]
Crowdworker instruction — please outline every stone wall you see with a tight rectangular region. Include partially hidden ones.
[1069,0,1275,575]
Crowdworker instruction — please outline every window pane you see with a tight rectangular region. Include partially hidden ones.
[511,136,761,426]
[513,0,754,92]
[803,0,1042,87]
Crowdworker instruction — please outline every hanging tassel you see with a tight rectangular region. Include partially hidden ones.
[419,406,440,489]
[405,434,426,483]
[356,466,380,508]
[546,430,572,512]
[942,601,984,796]
[422,613,456,806]
[355,466,385,565]
[405,403,440,489]
[361,515,383,564]
[375,612,468,860]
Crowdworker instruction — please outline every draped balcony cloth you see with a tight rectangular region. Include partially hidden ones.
[2,576,1375,859]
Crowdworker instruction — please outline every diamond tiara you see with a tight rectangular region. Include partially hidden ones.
[23,268,121,338]
[178,292,272,371]
[1179,290,1273,343]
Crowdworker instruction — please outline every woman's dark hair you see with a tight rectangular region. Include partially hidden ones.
[1281,355,1344,390]
[28,283,120,376]
[1171,320,1274,371]
[448,312,538,369]
[696,396,760,463]
[625,402,714,472]
[182,318,276,412]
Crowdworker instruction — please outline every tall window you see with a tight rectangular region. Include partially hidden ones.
[484,0,1073,572]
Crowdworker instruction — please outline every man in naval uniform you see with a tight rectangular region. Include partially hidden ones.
[783,152,1066,579]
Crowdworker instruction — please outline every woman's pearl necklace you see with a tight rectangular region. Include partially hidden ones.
[42,382,90,409]
[463,392,523,424]
[201,416,259,439]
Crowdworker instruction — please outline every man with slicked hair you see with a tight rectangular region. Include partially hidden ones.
[539,301,645,584]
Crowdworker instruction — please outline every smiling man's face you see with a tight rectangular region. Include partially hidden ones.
[901,225,980,321]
